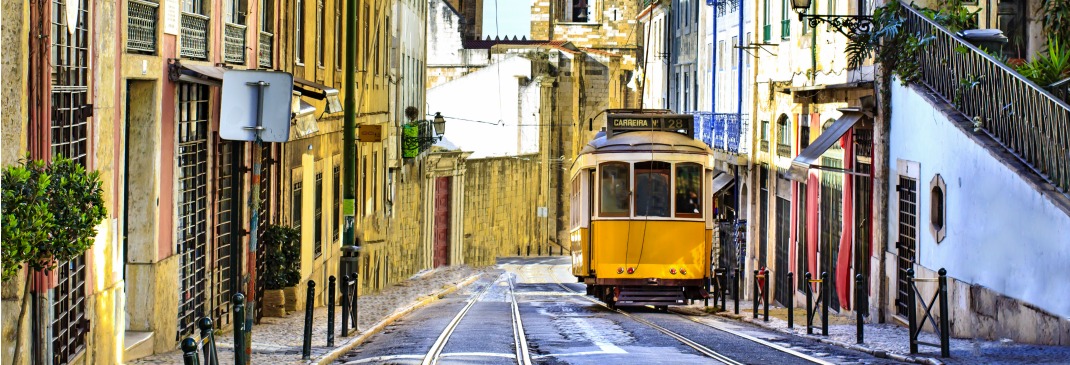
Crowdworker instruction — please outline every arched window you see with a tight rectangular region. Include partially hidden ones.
[599,162,630,217]
[776,114,791,156]
[635,161,672,217]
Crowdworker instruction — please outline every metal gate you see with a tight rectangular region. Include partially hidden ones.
[796,182,808,289]
[52,256,88,365]
[758,165,769,267]
[820,157,843,310]
[854,130,873,315]
[255,143,275,322]
[895,175,918,316]
[212,140,243,327]
[774,196,791,305]
[177,82,210,339]
[433,177,452,268]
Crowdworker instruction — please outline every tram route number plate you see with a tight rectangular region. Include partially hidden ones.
[606,113,694,137]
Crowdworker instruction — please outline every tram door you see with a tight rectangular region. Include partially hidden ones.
[433,177,452,268]
[587,170,595,275]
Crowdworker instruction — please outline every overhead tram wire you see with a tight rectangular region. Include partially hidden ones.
[429,113,578,127]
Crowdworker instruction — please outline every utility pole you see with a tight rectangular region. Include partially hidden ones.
[341,0,361,311]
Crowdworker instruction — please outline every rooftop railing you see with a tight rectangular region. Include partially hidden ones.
[902,5,1070,194]
[127,0,158,54]
[694,112,750,155]
[224,23,247,64]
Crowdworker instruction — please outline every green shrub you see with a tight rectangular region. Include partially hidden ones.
[262,224,301,290]
[1,157,107,281]
[1016,38,1070,87]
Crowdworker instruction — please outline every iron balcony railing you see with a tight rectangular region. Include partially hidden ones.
[693,112,750,155]
[259,31,274,68]
[181,12,209,60]
[127,0,158,54]
[224,23,247,64]
[901,5,1070,194]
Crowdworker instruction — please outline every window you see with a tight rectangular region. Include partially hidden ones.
[718,40,725,70]
[930,174,947,242]
[781,0,791,39]
[316,0,324,66]
[570,0,589,22]
[292,180,303,230]
[599,162,630,216]
[776,114,791,150]
[363,5,369,69]
[692,70,698,112]
[334,0,342,69]
[315,172,323,257]
[683,72,689,112]
[176,83,210,341]
[372,151,378,212]
[675,163,703,217]
[51,0,91,165]
[361,155,367,216]
[799,113,811,148]
[761,120,770,141]
[635,161,671,217]
[731,36,738,68]
[296,0,304,64]
[333,165,340,241]
[374,8,380,76]
[762,0,771,42]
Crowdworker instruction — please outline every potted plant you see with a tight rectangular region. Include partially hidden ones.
[261,224,300,317]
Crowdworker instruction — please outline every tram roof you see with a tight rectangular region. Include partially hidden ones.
[578,130,713,155]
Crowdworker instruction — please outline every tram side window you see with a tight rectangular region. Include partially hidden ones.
[600,162,630,216]
[675,163,703,217]
[635,161,671,217]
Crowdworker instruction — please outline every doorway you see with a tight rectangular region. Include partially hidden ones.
[433,177,452,268]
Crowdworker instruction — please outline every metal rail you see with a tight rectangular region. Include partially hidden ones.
[509,279,533,365]
[901,5,1070,194]
[420,277,496,365]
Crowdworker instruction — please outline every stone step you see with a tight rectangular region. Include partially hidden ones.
[124,331,153,363]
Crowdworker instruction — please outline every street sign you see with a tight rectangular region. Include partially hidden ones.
[358,125,382,142]
[220,70,295,142]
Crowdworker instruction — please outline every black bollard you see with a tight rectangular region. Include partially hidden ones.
[734,268,740,315]
[938,268,950,358]
[805,272,813,335]
[198,317,218,365]
[350,273,359,329]
[341,274,351,337]
[763,269,770,322]
[907,268,918,354]
[787,272,794,329]
[303,280,316,360]
[821,272,829,336]
[753,270,759,319]
[856,274,864,344]
[232,293,245,365]
[328,276,336,347]
[181,337,200,365]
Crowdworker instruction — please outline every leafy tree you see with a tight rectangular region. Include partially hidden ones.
[262,224,301,290]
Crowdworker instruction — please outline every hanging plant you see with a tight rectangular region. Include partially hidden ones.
[2,156,107,281]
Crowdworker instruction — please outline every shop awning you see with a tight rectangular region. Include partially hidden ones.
[292,94,319,138]
[783,108,865,182]
[174,63,228,87]
[711,172,735,195]
[293,77,343,114]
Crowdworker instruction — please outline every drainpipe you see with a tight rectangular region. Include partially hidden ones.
[712,1,718,114]
[735,0,744,221]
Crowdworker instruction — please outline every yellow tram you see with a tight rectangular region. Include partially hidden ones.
[569,109,717,308]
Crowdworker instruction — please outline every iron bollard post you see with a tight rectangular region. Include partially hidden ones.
[821,272,829,336]
[341,274,351,337]
[907,268,918,354]
[787,272,794,329]
[328,275,336,347]
[763,269,770,322]
[302,280,316,360]
[181,337,200,365]
[805,272,813,335]
[938,268,950,358]
[719,269,727,311]
[350,273,359,329]
[232,293,245,365]
[856,274,864,344]
[198,317,218,365]
[734,268,740,315]
[753,270,759,319]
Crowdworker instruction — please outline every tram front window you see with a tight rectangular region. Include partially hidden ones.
[600,162,630,216]
[675,163,703,217]
[635,161,671,217]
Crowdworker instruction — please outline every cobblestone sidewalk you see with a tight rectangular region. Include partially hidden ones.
[686,300,1070,365]
[130,266,484,365]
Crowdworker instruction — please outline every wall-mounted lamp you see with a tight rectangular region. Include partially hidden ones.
[791,0,873,38]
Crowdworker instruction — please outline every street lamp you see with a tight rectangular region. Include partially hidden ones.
[791,0,873,38]
[432,112,446,135]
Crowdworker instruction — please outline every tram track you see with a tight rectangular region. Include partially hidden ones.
[420,273,533,365]
[542,264,833,365]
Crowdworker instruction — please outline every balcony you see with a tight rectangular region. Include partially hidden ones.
[180,12,209,60]
[259,32,274,68]
[693,112,750,155]
[127,0,157,54]
[901,5,1070,193]
[777,143,791,157]
[224,23,246,64]
[402,122,441,158]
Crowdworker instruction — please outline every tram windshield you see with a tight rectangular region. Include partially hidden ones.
[635,161,671,217]
[675,163,703,217]
[600,162,630,216]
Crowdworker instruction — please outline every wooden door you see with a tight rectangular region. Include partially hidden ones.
[434,177,452,268]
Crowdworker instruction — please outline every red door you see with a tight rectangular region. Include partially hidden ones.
[433,177,452,268]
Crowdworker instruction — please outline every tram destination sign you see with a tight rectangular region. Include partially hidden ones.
[606,113,694,137]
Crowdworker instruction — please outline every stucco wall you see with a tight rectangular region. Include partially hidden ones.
[463,155,551,266]
[888,81,1070,320]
